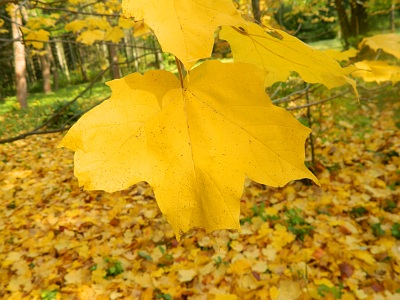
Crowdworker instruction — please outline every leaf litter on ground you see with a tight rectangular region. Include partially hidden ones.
[0,99,399,300]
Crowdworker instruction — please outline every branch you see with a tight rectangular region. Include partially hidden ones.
[33,5,119,17]
[0,54,161,144]
[286,88,351,110]
[272,84,322,104]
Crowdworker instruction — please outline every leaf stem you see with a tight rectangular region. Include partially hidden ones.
[231,26,247,35]
[175,56,185,88]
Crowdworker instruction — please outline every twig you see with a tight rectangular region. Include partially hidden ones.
[286,88,351,110]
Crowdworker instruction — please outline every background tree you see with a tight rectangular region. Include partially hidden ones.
[8,3,27,109]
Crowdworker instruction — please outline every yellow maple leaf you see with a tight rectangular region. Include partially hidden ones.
[23,29,50,49]
[122,0,244,69]
[77,30,105,45]
[65,20,87,33]
[86,17,110,30]
[360,33,400,59]
[59,61,317,239]
[220,22,357,94]
[105,26,125,43]
[352,60,400,84]
[26,17,55,30]
[119,17,134,29]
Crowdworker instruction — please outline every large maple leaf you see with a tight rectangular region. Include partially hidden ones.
[121,0,243,69]
[59,61,317,239]
[220,22,357,92]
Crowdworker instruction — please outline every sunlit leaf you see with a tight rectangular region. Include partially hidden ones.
[22,28,50,49]
[122,0,244,69]
[220,22,357,94]
[105,26,124,43]
[77,30,105,45]
[59,60,317,238]
[352,60,400,84]
[360,33,400,59]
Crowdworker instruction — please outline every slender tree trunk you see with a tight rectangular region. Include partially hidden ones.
[107,43,120,79]
[124,29,134,70]
[251,0,261,23]
[77,45,88,82]
[390,2,395,32]
[46,44,58,91]
[9,4,28,109]
[56,39,70,82]
[40,54,52,94]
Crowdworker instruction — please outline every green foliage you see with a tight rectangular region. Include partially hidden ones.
[156,292,172,300]
[317,283,343,299]
[391,223,400,240]
[350,207,368,218]
[252,203,280,222]
[41,290,58,300]
[41,100,82,129]
[241,202,280,225]
[89,264,97,271]
[371,223,385,237]
[276,3,337,43]
[104,258,124,278]
[213,256,228,268]
[284,207,314,241]
[138,251,152,261]
[383,200,397,212]
[0,83,109,139]
[6,201,16,209]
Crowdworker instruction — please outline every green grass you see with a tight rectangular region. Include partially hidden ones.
[0,82,110,139]
[308,38,342,51]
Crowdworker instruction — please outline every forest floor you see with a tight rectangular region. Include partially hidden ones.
[0,94,399,300]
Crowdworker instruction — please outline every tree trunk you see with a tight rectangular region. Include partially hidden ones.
[334,0,352,49]
[251,0,261,23]
[350,0,369,42]
[390,2,395,32]
[40,53,52,94]
[107,43,120,79]
[77,45,88,82]
[9,4,28,109]
[46,44,59,91]
[56,39,70,82]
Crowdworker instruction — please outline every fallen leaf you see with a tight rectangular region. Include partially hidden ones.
[177,269,197,282]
